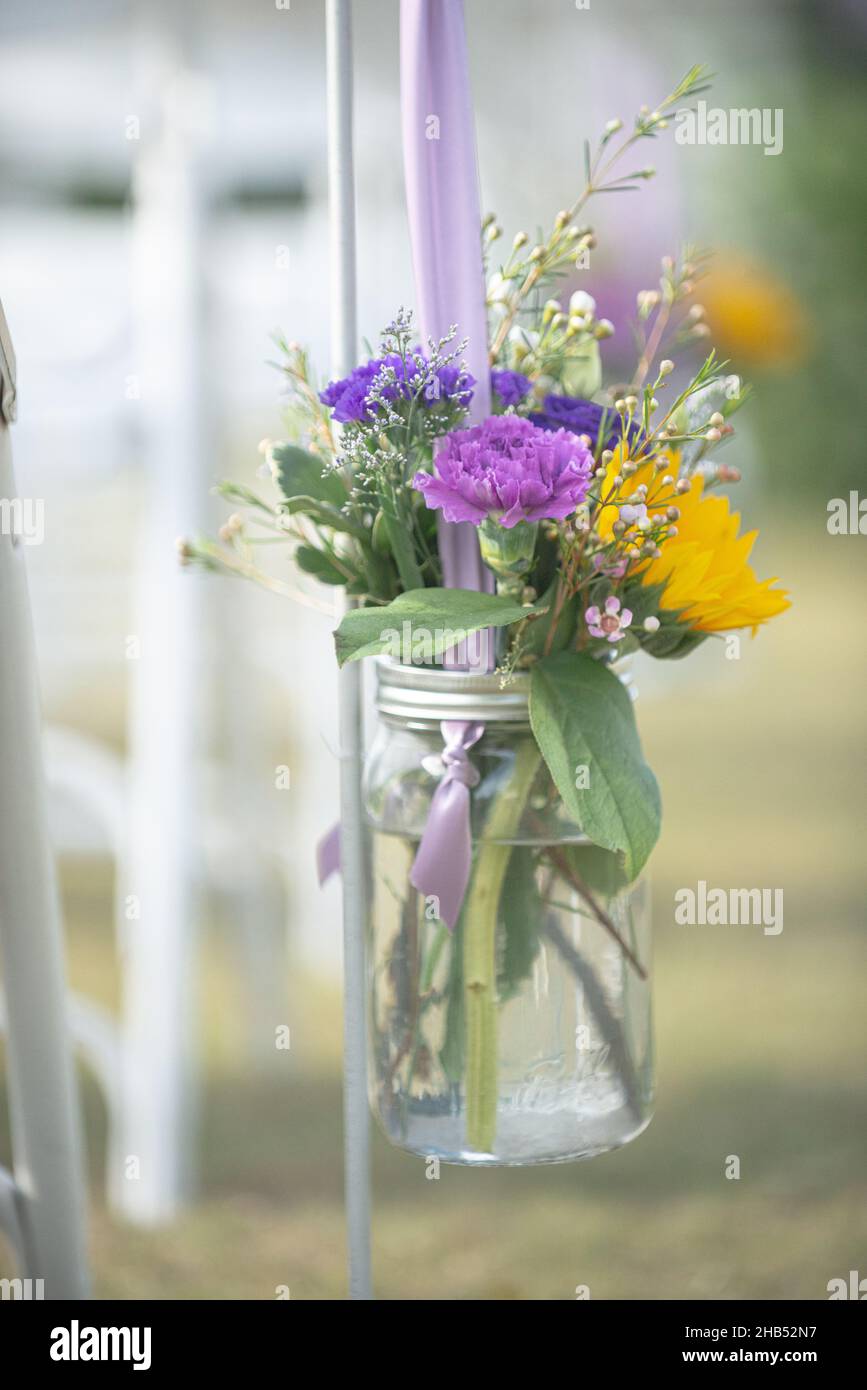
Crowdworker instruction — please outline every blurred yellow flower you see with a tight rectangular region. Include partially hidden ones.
[696,257,807,369]
[597,452,790,634]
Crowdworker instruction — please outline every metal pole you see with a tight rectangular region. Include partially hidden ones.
[325,0,373,1300]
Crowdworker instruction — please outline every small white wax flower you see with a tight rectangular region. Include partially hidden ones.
[487,272,509,304]
[508,326,539,349]
[570,290,596,317]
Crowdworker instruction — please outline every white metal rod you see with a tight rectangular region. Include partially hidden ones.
[326,0,373,1300]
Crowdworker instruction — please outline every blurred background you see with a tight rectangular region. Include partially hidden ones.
[0,0,865,1298]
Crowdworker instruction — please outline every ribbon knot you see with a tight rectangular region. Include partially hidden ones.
[441,743,481,788]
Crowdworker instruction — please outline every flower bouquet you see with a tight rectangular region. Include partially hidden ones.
[186,65,789,1164]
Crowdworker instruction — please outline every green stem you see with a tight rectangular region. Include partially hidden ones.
[462,739,542,1152]
[400,918,449,1138]
[377,482,425,593]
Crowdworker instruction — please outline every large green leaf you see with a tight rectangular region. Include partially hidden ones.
[529,651,661,879]
[333,588,536,666]
[270,443,346,509]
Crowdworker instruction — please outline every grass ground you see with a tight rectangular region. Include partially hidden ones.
[2,520,866,1299]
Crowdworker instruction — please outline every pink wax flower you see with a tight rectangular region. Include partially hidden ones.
[585,595,633,643]
[412,415,592,528]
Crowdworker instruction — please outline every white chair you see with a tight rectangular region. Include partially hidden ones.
[0,300,90,1298]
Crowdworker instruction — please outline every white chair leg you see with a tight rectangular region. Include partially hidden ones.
[111,48,210,1225]
[0,305,90,1298]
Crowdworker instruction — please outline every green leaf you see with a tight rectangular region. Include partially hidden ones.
[558,843,630,899]
[520,579,577,658]
[561,339,601,398]
[625,581,708,660]
[280,495,367,540]
[497,847,541,1000]
[270,443,346,509]
[294,545,347,586]
[333,587,536,667]
[529,651,661,880]
[439,933,465,1083]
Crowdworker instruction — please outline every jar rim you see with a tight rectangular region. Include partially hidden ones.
[374,657,530,725]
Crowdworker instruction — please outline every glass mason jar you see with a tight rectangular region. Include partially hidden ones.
[364,659,654,1166]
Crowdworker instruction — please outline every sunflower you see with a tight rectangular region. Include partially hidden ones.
[696,257,807,371]
[595,451,790,635]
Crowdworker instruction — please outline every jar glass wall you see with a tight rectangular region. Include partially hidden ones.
[364,661,654,1166]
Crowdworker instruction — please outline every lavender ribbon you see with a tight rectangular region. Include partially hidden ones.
[321,4,494,923]
[409,721,483,929]
[316,821,341,886]
[400,0,493,594]
[400,0,494,927]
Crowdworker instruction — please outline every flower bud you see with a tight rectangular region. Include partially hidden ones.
[659,359,674,376]
[643,615,660,633]
[570,290,596,317]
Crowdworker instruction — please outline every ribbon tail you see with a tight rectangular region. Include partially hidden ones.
[316,821,341,886]
[410,780,471,931]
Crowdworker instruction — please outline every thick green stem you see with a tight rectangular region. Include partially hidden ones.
[462,739,542,1152]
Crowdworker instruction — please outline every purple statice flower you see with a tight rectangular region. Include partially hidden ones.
[585,595,633,643]
[320,353,474,424]
[531,395,639,451]
[412,415,593,528]
[491,368,532,409]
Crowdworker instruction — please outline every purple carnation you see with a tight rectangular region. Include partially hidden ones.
[412,415,593,528]
[491,368,532,408]
[530,394,639,450]
[320,353,474,424]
